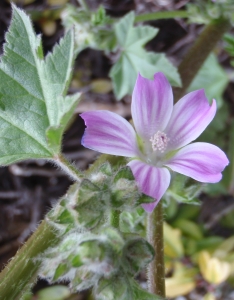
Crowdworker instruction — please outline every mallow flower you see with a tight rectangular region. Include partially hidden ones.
[81,73,229,212]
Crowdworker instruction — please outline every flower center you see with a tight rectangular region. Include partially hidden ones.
[150,131,169,153]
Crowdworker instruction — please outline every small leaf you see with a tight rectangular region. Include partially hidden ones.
[164,222,184,258]
[53,263,69,280]
[120,208,146,234]
[72,269,100,292]
[76,202,105,229]
[196,237,224,252]
[204,293,216,300]
[69,254,83,268]
[122,237,154,275]
[224,33,234,56]
[57,208,74,225]
[78,179,101,203]
[131,279,161,300]
[198,251,230,284]
[96,276,129,300]
[90,79,112,94]
[102,227,125,253]
[213,236,234,258]
[137,193,155,205]
[173,219,203,240]
[165,262,197,298]
[98,162,112,176]
[37,286,70,300]
[113,166,135,182]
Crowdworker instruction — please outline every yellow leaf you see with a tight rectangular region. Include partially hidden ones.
[48,0,69,5]
[166,262,196,298]
[213,236,234,259]
[198,251,230,284]
[40,20,57,36]
[204,293,216,300]
[164,222,184,258]
[91,79,113,94]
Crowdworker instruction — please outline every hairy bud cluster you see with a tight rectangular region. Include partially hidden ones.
[39,228,154,298]
[48,163,154,232]
[42,163,156,299]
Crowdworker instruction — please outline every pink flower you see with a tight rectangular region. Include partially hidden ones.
[81,73,229,212]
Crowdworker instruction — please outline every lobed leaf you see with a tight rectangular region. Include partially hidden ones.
[188,54,228,108]
[0,5,80,165]
[110,11,181,99]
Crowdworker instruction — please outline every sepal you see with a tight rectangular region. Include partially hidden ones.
[110,166,155,210]
[122,235,154,275]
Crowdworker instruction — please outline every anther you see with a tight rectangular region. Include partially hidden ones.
[150,131,169,153]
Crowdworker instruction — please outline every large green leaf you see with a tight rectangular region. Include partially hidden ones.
[0,5,80,165]
[188,54,228,108]
[109,11,181,100]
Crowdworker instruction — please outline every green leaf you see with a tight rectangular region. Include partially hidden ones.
[96,276,129,300]
[166,173,202,206]
[96,277,161,300]
[224,33,234,56]
[172,219,203,240]
[120,208,146,235]
[37,286,70,300]
[188,54,228,108]
[0,5,80,165]
[110,11,181,100]
[131,279,162,300]
[53,264,70,281]
[57,209,74,225]
[122,237,154,275]
[113,166,135,182]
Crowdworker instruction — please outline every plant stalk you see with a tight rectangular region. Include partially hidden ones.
[54,154,83,182]
[147,201,165,297]
[174,18,231,102]
[0,220,59,300]
[135,10,189,23]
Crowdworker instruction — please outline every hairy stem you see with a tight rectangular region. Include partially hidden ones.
[0,220,59,300]
[135,10,188,23]
[110,210,121,229]
[0,154,121,298]
[174,18,231,101]
[147,201,165,297]
[54,154,83,182]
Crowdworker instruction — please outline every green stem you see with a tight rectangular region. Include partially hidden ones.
[0,220,60,300]
[53,154,83,182]
[147,201,165,297]
[110,210,121,229]
[135,10,189,23]
[174,18,231,102]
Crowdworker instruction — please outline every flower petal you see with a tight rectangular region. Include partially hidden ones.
[131,73,173,141]
[164,142,229,183]
[81,110,139,157]
[128,160,171,212]
[165,90,216,150]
